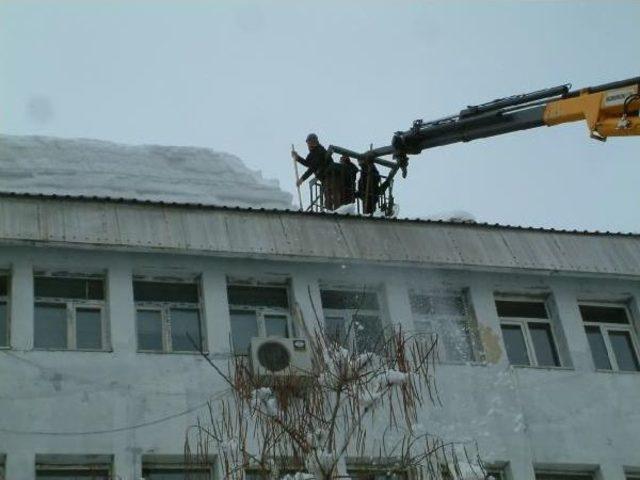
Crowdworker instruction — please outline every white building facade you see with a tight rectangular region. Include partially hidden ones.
[0,193,639,480]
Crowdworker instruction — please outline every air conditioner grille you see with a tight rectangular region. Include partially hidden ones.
[257,341,291,372]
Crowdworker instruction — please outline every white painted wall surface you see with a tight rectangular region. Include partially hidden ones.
[0,246,638,480]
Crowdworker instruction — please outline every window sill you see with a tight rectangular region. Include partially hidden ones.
[511,364,574,372]
[32,348,113,353]
[137,350,208,355]
[438,360,487,367]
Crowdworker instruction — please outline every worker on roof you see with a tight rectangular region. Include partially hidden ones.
[292,133,338,210]
[357,157,380,215]
[337,155,359,206]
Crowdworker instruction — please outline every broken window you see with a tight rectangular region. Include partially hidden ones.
[134,280,203,353]
[227,283,291,354]
[33,276,107,351]
[496,298,560,367]
[410,292,476,362]
[580,303,640,372]
[0,276,8,348]
[320,288,384,353]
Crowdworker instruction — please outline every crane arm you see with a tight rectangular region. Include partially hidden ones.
[298,76,639,215]
[544,77,640,140]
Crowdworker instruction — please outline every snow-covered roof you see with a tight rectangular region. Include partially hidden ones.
[0,134,293,209]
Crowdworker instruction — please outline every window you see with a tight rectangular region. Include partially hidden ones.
[142,465,212,479]
[410,291,475,362]
[0,276,8,348]
[134,280,204,353]
[36,457,112,480]
[228,284,291,354]
[579,303,640,372]
[496,298,560,367]
[321,289,384,353]
[485,466,507,480]
[33,276,107,351]
[535,473,594,480]
[347,465,407,480]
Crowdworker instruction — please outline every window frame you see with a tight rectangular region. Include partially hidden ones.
[36,463,112,478]
[134,278,204,354]
[496,296,562,368]
[579,301,640,372]
[409,290,477,363]
[321,288,384,353]
[227,282,293,354]
[534,471,595,480]
[33,275,108,352]
[229,304,293,337]
[141,463,214,479]
[0,274,10,349]
[347,464,408,480]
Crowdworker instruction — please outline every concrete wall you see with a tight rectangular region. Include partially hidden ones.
[0,245,639,479]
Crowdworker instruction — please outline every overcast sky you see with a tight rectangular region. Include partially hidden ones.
[1,0,639,232]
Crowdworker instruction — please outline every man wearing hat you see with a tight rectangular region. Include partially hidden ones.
[292,133,338,209]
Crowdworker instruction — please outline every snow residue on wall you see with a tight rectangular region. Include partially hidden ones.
[0,134,293,209]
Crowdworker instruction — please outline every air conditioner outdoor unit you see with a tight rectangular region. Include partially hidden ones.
[250,337,313,381]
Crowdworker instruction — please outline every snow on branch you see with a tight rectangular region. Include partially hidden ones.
[185,295,488,480]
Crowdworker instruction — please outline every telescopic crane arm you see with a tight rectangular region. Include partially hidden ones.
[320,76,640,213]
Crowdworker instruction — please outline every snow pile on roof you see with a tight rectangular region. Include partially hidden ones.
[422,210,476,223]
[0,134,293,209]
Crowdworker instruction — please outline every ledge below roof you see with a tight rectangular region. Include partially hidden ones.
[0,191,639,277]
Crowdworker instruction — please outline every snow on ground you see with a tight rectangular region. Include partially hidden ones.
[0,134,293,209]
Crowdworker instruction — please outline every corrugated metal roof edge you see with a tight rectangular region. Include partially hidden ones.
[0,190,637,238]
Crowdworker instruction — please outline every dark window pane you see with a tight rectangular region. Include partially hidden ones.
[529,322,560,366]
[265,314,288,337]
[585,326,612,370]
[496,300,547,319]
[230,310,259,353]
[76,308,102,350]
[501,324,530,365]
[34,304,67,349]
[321,290,379,310]
[227,285,289,308]
[486,471,504,480]
[0,302,7,347]
[37,468,110,480]
[86,280,104,300]
[35,277,104,300]
[134,281,199,303]
[410,294,465,316]
[142,468,210,480]
[137,310,163,351]
[170,308,201,351]
[0,276,8,296]
[325,316,348,346]
[354,314,383,353]
[579,305,629,324]
[536,474,593,480]
[609,330,640,371]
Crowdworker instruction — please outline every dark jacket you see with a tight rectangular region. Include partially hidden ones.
[296,144,331,181]
[357,162,380,199]
[340,161,359,203]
